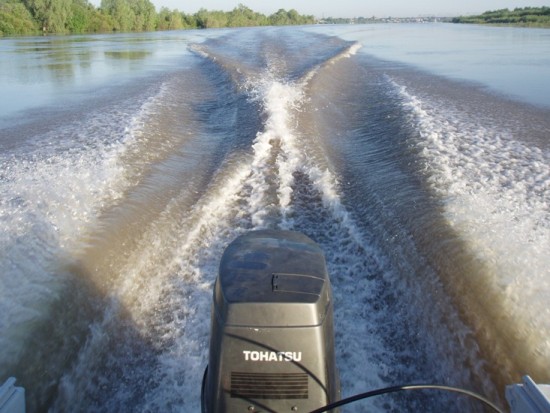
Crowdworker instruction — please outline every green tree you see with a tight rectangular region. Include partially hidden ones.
[194,7,228,28]
[86,6,114,31]
[181,11,197,28]
[453,7,550,27]
[0,2,318,35]
[269,8,289,25]
[0,0,38,35]
[100,0,133,31]
[227,3,266,27]
[66,0,91,32]
[268,8,313,25]
[157,6,185,30]
[128,0,155,31]
[23,0,72,32]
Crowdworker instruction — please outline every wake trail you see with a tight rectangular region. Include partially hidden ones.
[55,34,495,412]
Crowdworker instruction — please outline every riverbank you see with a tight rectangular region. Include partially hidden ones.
[452,6,550,28]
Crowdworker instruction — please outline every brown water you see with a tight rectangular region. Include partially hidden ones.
[1,25,549,412]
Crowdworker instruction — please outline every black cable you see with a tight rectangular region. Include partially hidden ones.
[308,384,505,413]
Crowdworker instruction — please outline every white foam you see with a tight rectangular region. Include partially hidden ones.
[393,79,550,361]
[0,86,172,368]
[53,64,486,411]
[300,42,362,85]
[54,66,402,410]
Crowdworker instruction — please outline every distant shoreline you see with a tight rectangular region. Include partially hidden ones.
[0,3,315,37]
[3,3,549,37]
[451,6,550,28]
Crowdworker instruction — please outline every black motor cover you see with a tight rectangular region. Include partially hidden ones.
[202,230,340,412]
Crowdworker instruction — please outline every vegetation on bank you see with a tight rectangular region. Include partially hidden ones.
[0,0,315,36]
[452,6,550,27]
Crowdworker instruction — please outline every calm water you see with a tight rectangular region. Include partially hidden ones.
[1,24,549,412]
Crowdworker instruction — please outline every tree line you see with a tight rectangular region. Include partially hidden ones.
[0,1,315,36]
[452,6,550,27]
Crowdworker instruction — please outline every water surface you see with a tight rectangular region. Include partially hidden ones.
[1,24,549,412]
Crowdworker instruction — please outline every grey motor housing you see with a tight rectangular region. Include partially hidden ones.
[202,230,340,412]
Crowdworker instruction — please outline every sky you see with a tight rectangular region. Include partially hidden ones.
[149,0,550,18]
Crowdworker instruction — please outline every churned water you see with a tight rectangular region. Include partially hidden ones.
[1,24,549,412]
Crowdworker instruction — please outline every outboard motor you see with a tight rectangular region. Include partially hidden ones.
[202,230,340,412]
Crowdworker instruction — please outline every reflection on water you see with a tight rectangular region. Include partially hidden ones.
[0,32,197,121]
[104,50,152,59]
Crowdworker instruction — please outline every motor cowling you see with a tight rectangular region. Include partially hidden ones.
[202,230,340,412]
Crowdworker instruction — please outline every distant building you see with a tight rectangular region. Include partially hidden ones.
[317,16,447,24]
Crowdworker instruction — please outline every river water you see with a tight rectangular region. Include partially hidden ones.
[1,24,549,412]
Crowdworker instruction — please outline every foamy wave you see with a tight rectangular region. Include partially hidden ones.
[300,42,362,85]
[0,85,170,368]
[393,79,550,367]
